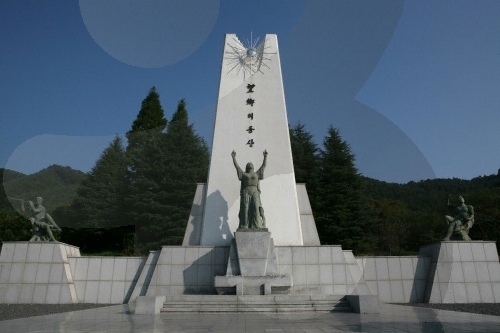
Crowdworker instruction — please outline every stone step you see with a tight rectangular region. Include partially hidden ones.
[160,294,352,313]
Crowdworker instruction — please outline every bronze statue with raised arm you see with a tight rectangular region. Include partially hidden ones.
[231,150,268,230]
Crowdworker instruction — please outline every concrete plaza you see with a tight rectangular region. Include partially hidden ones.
[1,303,500,332]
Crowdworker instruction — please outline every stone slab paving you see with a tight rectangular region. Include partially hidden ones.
[2,303,500,332]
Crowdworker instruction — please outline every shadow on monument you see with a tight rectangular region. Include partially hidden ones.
[202,190,232,245]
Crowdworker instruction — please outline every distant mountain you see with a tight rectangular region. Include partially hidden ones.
[1,165,87,213]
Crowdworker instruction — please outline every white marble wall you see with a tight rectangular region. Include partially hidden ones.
[420,241,500,303]
[69,256,146,304]
[356,256,431,303]
[0,242,79,304]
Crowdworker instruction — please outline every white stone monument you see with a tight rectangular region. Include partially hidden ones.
[184,34,316,247]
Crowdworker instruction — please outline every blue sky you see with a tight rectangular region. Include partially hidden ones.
[1,0,499,183]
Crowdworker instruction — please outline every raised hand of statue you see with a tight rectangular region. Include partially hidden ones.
[231,150,236,158]
[263,150,268,156]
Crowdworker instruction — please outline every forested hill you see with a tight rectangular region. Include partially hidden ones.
[361,171,500,212]
[1,165,86,212]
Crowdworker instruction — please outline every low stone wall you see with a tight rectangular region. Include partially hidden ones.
[356,256,431,303]
[69,256,146,304]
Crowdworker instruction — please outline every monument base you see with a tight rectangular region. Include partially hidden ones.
[214,230,292,295]
[420,241,500,303]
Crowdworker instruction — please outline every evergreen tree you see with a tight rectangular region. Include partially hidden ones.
[289,123,320,185]
[161,99,209,245]
[315,126,369,253]
[125,87,169,254]
[71,136,128,228]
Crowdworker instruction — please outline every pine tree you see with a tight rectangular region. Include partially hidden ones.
[289,123,320,185]
[161,99,209,245]
[316,126,369,252]
[71,136,128,228]
[125,87,169,253]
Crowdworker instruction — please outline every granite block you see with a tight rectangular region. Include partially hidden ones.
[428,282,442,303]
[292,247,306,264]
[22,263,37,283]
[158,247,173,264]
[306,264,320,285]
[170,265,184,285]
[113,258,127,280]
[97,281,112,303]
[63,263,73,284]
[450,262,465,283]
[52,244,65,262]
[363,258,376,281]
[6,284,20,303]
[197,248,213,265]
[32,284,48,303]
[462,262,477,282]
[100,259,114,280]
[390,280,405,303]
[292,265,307,285]
[34,263,50,283]
[59,284,72,303]
[184,265,198,286]
[400,258,414,280]
[319,265,333,285]
[318,247,332,264]
[46,284,61,304]
[39,244,55,263]
[402,280,413,302]
[214,247,226,265]
[171,248,186,265]
[479,282,494,302]
[377,281,391,300]
[475,262,490,283]
[0,244,15,262]
[366,281,377,295]
[49,263,64,283]
[135,296,166,314]
[492,283,500,302]
[184,247,199,265]
[465,283,481,302]
[436,262,452,283]
[278,264,292,275]
[305,247,319,264]
[440,283,455,303]
[111,281,126,304]
[157,265,172,285]
[86,258,101,280]
[332,264,347,284]
[12,243,28,262]
[488,262,500,282]
[26,243,41,262]
[74,281,86,302]
[19,284,34,303]
[320,285,334,295]
[471,242,486,261]
[452,282,468,303]
[375,258,389,280]
[333,284,347,296]
[459,243,473,261]
[348,264,362,284]
[74,258,89,280]
[388,258,402,280]
[84,281,99,303]
[197,264,213,286]
[484,243,499,262]
[346,295,380,314]
[126,259,144,281]
[331,247,346,264]
[0,264,11,284]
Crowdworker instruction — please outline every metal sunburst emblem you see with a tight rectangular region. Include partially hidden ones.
[225,33,274,78]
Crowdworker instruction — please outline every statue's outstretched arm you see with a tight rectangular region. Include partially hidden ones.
[257,150,268,178]
[231,151,243,179]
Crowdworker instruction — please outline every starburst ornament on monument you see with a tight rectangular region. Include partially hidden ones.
[224,33,275,79]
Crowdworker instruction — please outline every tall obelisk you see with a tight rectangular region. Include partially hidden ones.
[199,34,304,246]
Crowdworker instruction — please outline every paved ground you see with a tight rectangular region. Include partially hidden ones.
[2,303,500,333]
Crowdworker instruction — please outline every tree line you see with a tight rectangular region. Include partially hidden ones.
[1,87,499,255]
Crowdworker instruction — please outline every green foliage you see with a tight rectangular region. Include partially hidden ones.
[0,212,31,244]
[314,127,369,252]
[70,136,128,228]
[289,122,320,191]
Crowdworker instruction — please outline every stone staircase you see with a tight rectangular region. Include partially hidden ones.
[160,294,352,313]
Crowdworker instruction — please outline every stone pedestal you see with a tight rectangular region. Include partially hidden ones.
[215,231,292,295]
[0,242,80,304]
[420,241,500,303]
